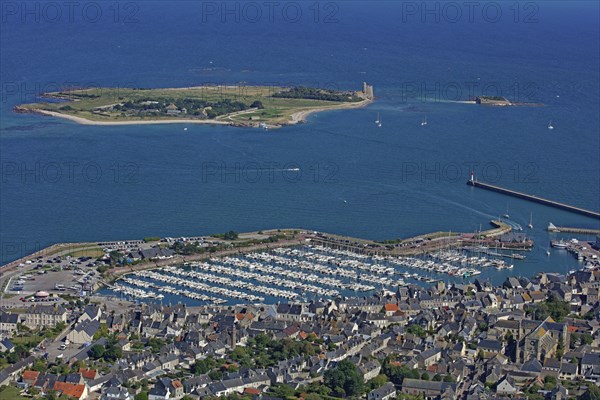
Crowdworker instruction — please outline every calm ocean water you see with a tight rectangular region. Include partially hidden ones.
[1,1,599,283]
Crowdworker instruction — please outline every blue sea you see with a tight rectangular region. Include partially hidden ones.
[1,1,599,284]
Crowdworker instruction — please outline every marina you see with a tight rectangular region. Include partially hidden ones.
[101,244,523,305]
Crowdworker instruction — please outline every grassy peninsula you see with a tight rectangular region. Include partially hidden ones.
[15,84,374,128]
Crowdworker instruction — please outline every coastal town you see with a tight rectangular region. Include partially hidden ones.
[3,1,599,400]
[1,231,599,400]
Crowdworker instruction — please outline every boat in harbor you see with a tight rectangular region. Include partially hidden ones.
[421,114,427,126]
[502,203,510,219]
[528,212,533,229]
[548,120,554,130]
[375,112,380,124]
[551,240,568,249]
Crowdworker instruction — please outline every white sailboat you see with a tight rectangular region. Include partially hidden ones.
[527,212,533,229]
[375,112,380,124]
[421,114,427,126]
[378,115,382,127]
[548,120,554,130]
[502,203,510,219]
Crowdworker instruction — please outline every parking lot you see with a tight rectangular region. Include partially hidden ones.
[5,254,101,300]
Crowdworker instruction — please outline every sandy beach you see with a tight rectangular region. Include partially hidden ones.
[28,109,233,126]
[289,98,373,124]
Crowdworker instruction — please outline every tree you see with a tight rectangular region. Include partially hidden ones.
[432,374,442,381]
[89,344,105,359]
[269,384,295,398]
[224,231,239,240]
[544,375,557,390]
[578,385,600,400]
[528,296,571,322]
[477,350,485,361]
[581,333,593,345]
[134,392,149,400]
[104,345,122,362]
[382,360,420,385]
[93,323,109,340]
[421,372,430,380]
[193,357,217,375]
[32,358,47,372]
[407,324,427,338]
[108,251,122,265]
[368,374,388,390]
[250,100,264,109]
[570,333,579,348]
[208,369,223,380]
[324,359,364,397]
[556,340,564,360]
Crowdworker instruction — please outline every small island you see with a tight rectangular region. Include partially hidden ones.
[15,83,374,129]
[472,96,544,107]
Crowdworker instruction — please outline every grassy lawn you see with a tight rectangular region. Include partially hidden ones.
[12,333,44,346]
[0,386,27,400]
[66,247,105,258]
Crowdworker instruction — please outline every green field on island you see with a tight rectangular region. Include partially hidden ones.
[17,85,371,127]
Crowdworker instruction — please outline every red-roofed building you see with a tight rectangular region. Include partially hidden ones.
[384,304,399,316]
[78,368,98,380]
[282,325,300,338]
[52,381,88,399]
[21,370,39,387]
[244,387,262,396]
[171,379,184,398]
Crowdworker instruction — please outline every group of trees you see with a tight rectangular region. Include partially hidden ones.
[406,324,427,338]
[526,295,571,322]
[579,385,600,400]
[272,87,363,102]
[110,97,258,119]
[170,240,213,255]
[323,360,364,397]
[382,356,454,386]
[211,231,239,241]
[89,337,122,362]
[192,356,226,380]
[229,333,318,369]
[570,332,594,347]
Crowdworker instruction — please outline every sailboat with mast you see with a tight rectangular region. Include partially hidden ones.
[375,112,380,124]
[378,115,382,127]
[421,114,427,126]
[528,212,533,229]
[548,120,554,130]
[502,203,510,219]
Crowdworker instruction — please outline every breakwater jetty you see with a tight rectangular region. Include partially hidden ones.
[546,223,600,235]
[467,173,600,220]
